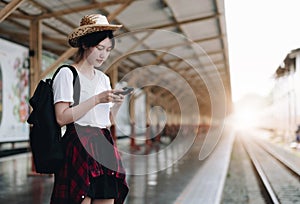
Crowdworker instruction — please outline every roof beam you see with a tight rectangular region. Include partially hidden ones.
[0,27,28,42]
[0,0,25,23]
[107,0,134,22]
[116,32,222,56]
[126,30,155,53]
[213,0,232,109]
[43,35,68,46]
[148,13,219,30]
[2,17,28,29]
[152,2,222,98]
[37,1,124,20]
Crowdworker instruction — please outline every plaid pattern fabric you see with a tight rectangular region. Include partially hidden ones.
[50,124,128,204]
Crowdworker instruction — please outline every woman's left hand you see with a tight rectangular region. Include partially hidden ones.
[111,90,125,103]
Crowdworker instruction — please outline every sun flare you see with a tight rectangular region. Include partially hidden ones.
[233,109,260,130]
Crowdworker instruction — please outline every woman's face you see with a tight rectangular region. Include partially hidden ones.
[85,37,113,67]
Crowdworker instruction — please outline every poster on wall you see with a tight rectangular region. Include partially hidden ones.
[0,38,29,142]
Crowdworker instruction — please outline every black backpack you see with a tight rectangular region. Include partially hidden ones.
[27,65,80,174]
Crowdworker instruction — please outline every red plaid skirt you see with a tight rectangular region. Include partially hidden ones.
[50,124,128,204]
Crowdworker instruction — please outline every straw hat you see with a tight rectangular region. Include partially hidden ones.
[68,14,122,47]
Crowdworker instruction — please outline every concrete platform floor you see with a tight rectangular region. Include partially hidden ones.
[0,125,234,204]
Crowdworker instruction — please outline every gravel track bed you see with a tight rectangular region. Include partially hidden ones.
[221,133,265,204]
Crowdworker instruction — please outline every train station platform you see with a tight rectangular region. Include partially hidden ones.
[0,124,235,204]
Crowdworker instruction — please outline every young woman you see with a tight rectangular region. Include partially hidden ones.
[50,14,129,204]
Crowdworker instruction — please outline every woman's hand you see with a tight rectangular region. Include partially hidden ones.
[55,89,125,126]
[95,90,125,104]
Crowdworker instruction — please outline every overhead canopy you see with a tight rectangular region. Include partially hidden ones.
[0,0,232,121]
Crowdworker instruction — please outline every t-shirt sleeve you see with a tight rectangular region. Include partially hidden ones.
[52,67,74,105]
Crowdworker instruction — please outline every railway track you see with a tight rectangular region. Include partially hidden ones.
[241,134,300,204]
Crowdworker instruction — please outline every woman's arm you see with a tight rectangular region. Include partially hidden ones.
[55,90,124,126]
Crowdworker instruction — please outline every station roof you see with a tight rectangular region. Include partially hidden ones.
[0,0,232,119]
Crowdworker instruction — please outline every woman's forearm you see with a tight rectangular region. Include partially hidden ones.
[55,96,96,126]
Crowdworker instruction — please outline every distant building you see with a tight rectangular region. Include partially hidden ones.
[271,48,300,142]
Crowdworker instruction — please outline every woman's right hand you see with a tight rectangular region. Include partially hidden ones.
[95,90,124,104]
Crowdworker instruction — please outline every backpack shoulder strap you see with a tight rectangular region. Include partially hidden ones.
[51,65,80,106]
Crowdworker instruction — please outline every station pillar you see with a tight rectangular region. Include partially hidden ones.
[129,96,140,151]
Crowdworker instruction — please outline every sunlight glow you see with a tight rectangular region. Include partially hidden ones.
[224,0,300,102]
[233,109,260,130]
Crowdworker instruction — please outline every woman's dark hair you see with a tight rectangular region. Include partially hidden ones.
[74,30,115,63]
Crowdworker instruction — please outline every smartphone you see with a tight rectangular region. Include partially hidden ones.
[114,87,134,95]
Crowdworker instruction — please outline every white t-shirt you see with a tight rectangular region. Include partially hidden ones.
[52,67,113,128]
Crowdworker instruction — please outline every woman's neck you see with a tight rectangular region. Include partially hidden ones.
[73,62,95,80]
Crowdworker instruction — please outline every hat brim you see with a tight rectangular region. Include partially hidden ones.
[68,24,122,47]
